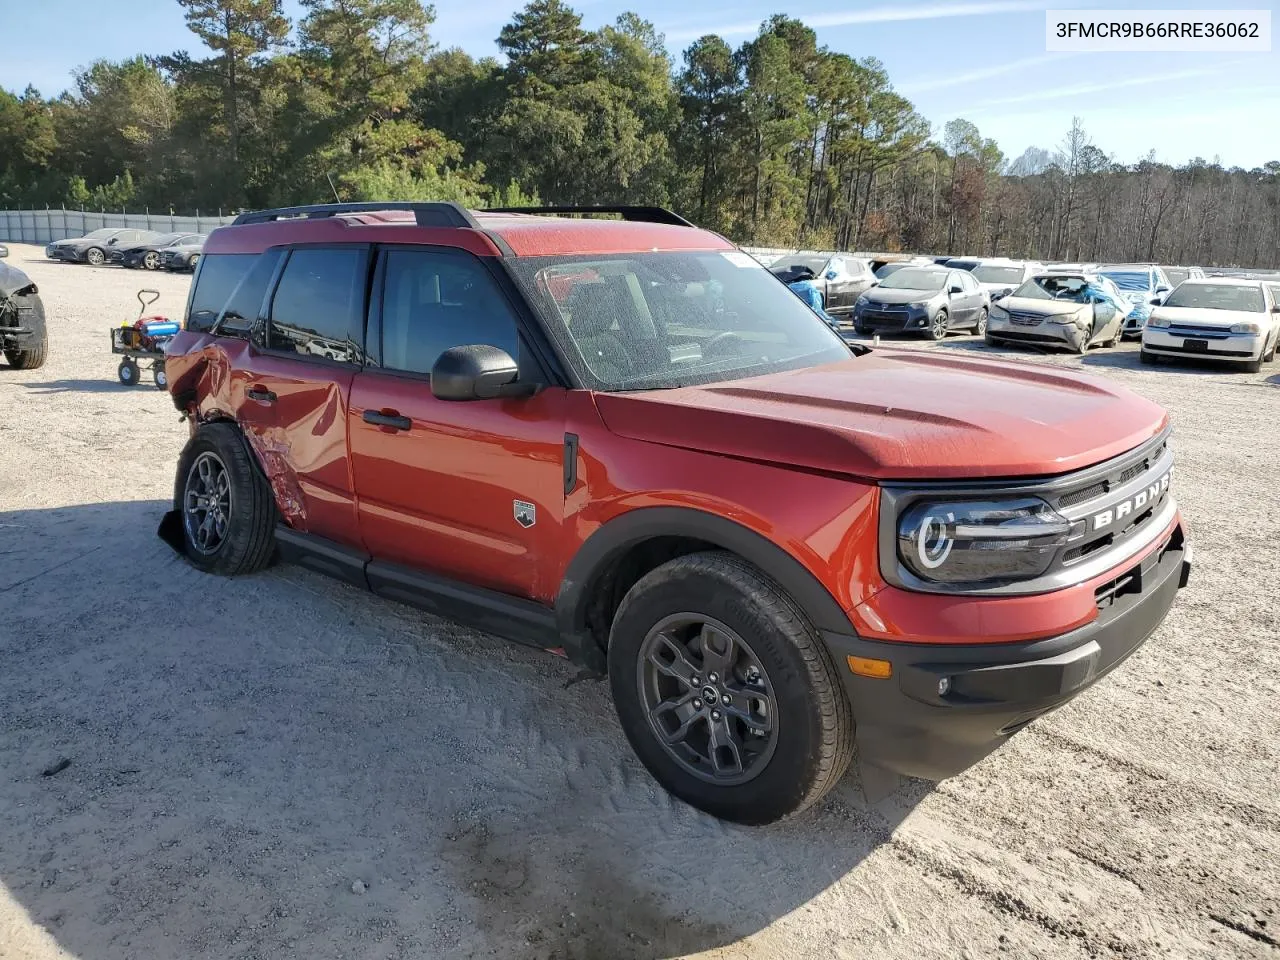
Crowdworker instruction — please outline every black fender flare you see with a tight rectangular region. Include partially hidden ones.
[553,506,855,667]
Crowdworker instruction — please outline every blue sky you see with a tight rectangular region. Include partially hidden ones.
[3,0,1277,169]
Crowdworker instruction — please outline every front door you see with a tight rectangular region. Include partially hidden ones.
[348,246,566,601]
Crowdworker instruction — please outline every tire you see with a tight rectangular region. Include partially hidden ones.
[1139,349,1158,365]
[173,422,277,575]
[188,254,200,271]
[1076,335,1090,356]
[927,309,948,341]
[143,251,160,270]
[1241,357,1262,373]
[607,551,854,825]
[117,359,140,385]
[975,307,988,336]
[1264,333,1277,363]
[984,330,1001,347]
[4,297,49,369]
[85,247,105,266]
[152,362,168,390]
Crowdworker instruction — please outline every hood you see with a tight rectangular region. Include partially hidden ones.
[592,350,1167,481]
[995,296,1087,318]
[0,260,34,298]
[1151,305,1264,328]
[861,287,939,306]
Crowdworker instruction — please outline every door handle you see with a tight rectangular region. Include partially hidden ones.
[246,386,276,403]
[363,409,412,431]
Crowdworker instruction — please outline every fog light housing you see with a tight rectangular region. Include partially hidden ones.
[938,677,951,696]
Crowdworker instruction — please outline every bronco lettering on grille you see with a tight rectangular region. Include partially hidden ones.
[1092,471,1171,531]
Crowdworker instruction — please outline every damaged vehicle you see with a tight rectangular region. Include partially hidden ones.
[160,202,1189,825]
[45,227,159,266]
[161,237,206,272]
[0,244,49,369]
[986,270,1126,354]
[1096,264,1174,339]
[108,232,205,270]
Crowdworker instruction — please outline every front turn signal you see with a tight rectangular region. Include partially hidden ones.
[847,655,893,679]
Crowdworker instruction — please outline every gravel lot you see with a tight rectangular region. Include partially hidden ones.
[1,242,1277,960]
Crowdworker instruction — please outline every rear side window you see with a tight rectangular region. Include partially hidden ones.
[218,250,284,336]
[379,248,521,375]
[267,248,366,362]
[187,254,257,332]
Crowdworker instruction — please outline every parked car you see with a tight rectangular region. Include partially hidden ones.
[939,256,982,272]
[851,265,990,339]
[45,228,160,265]
[108,232,205,270]
[869,254,931,273]
[1095,264,1174,339]
[160,201,1189,825]
[985,271,1126,354]
[769,252,875,316]
[0,244,49,368]
[162,238,206,272]
[970,259,1047,303]
[1162,265,1205,287]
[1141,277,1280,373]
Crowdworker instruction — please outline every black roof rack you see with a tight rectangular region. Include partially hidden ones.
[483,205,694,228]
[231,202,479,228]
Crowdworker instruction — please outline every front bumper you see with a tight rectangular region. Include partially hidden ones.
[1143,327,1263,361]
[855,306,930,333]
[988,313,1088,351]
[45,246,80,262]
[821,523,1189,781]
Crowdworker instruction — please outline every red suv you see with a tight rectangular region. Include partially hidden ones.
[161,202,1190,824]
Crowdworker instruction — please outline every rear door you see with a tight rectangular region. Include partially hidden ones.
[235,245,370,546]
[348,246,567,601]
[960,271,984,322]
[822,257,854,312]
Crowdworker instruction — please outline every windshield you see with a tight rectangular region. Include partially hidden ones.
[83,229,120,240]
[877,268,947,291]
[147,232,188,245]
[1098,269,1154,292]
[973,265,1024,283]
[874,262,911,279]
[508,251,852,391]
[1162,283,1265,312]
[1164,267,1189,286]
[1012,275,1094,302]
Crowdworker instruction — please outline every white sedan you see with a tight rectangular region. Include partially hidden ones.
[1141,278,1280,373]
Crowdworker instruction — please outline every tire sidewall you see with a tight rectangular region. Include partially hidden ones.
[608,559,835,823]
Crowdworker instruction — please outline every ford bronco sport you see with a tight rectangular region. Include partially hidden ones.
[160,202,1191,825]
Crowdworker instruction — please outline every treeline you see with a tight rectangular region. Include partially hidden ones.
[1,0,1278,266]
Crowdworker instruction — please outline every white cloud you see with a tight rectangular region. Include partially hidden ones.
[665,0,1050,43]
[899,53,1079,94]
[965,65,1231,111]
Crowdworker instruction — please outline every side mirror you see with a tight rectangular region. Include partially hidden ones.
[1149,295,1164,305]
[431,344,531,401]
[0,243,8,258]
[1156,285,1171,294]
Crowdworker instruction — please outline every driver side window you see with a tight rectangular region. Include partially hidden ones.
[379,249,522,376]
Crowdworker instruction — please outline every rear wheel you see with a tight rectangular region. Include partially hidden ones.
[928,310,949,341]
[175,422,277,575]
[608,552,853,825]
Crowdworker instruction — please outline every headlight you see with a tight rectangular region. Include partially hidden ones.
[897,498,1070,585]
[1047,308,1089,326]
[990,304,1008,319]
[1146,315,1170,328]
[1231,321,1263,334]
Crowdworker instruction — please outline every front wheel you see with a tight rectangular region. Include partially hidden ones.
[927,310,949,341]
[174,422,278,575]
[984,330,1001,347]
[85,247,105,266]
[143,251,160,270]
[1264,333,1277,363]
[975,307,989,336]
[1140,349,1158,365]
[608,552,853,825]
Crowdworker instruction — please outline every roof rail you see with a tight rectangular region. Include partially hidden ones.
[484,205,695,228]
[231,202,479,228]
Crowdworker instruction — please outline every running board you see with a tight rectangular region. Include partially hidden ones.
[274,525,559,649]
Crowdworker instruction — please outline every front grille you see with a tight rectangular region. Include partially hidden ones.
[1008,310,1044,325]
[1166,323,1232,338]
[1059,480,1107,507]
